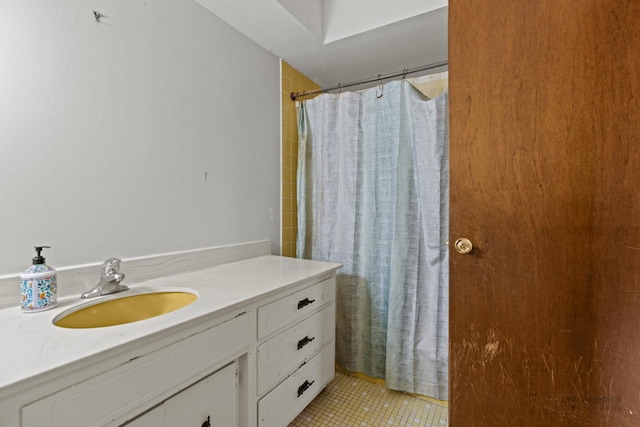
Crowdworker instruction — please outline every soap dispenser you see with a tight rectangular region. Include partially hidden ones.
[20,246,57,312]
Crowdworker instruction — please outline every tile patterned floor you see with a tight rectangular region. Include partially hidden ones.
[289,371,449,426]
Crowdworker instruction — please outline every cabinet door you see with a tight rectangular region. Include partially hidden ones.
[165,361,238,427]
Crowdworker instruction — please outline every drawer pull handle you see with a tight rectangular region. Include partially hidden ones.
[297,335,316,350]
[297,297,316,309]
[297,379,315,397]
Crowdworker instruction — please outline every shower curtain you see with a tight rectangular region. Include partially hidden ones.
[296,80,449,400]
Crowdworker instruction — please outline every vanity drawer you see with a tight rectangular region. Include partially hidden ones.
[257,276,335,340]
[21,313,252,427]
[257,303,335,395]
[258,342,335,427]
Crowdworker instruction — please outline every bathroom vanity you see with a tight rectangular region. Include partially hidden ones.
[0,252,341,427]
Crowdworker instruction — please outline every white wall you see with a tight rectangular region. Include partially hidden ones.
[276,0,323,40]
[0,0,281,275]
[323,0,448,43]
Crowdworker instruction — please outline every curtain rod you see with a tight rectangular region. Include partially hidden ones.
[290,60,448,101]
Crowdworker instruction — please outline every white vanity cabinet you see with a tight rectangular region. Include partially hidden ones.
[0,255,341,427]
[124,361,237,427]
[21,312,251,427]
[256,276,336,427]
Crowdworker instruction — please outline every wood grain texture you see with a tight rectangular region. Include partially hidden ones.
[449,1,640,425]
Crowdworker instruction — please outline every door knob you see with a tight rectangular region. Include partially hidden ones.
[454,238,473,254]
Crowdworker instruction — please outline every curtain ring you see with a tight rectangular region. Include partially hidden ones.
[376,75,384,99]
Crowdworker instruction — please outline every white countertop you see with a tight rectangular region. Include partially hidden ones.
[0,255,341,398]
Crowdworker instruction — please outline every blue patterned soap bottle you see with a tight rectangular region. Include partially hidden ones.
[20,246,57,312]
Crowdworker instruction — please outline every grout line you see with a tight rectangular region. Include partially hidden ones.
[289,371,448,427]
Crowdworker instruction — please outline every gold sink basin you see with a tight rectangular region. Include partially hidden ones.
[54,290,198,329]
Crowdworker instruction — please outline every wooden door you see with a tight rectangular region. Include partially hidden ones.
[449,1,640,426]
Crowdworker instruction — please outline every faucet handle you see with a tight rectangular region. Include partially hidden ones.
[102,257,122,275]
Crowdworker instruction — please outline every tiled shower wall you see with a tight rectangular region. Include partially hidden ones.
[281,61,320,258]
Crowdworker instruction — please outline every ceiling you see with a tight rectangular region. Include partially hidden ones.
[193,0,448,89]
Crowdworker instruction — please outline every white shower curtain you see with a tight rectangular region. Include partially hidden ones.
[296,80,449,400]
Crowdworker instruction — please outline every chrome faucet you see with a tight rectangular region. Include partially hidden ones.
[81,257,128,299]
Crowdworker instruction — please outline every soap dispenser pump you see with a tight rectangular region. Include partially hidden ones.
[20,246,58,312]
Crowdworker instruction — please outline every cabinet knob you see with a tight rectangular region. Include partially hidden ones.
[297,335,316,350]
[297,297,316,310]
[297,379,315,397]
[201,415,211,427]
